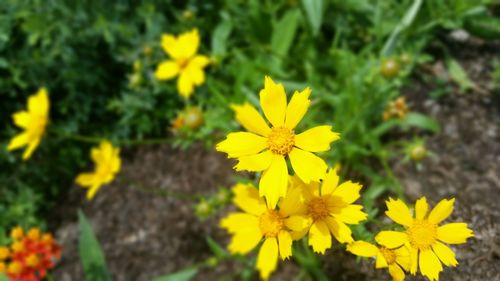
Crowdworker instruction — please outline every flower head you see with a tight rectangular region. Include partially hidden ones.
[220,182,310,280]
[216,76,340,208]
[75,141,121,200]
[287,168,367,253]
[7,88,49,160]
[376,197,474,281]
[348,240,411,281]
[155,29,210,98]
[1,227,61,281]
[383,96,409,121]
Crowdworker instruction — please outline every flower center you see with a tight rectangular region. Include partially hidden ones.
[259,210,285,238]
[30,116,47,137]
[379,247,397,264]
[406,219,437,250]
[307,197,330,221]
[267,127,295,155]
[177,58,190,69]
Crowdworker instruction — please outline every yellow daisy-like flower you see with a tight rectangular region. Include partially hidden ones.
[220,183,310,280]
[288,168,367,254]
[7,88,49,160]
[155,28,210,98]
[348,240,411,281]
[376,197,474,281]
[216,76,340,208]
[75,141,121,200]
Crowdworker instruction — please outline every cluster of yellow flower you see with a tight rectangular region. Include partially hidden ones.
[6,88,121,200]
[217,77,473,281]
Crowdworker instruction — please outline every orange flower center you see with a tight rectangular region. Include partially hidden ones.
[307,197,330,221]
[379,247,397,264]
[177,58,190,70]
[406,219,437,250]
[267,127,295,155]
[259,210,284,238]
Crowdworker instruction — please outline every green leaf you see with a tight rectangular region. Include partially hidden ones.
[271,9,300,58]
[206,236,228,258]
[402,113,440,133]
[465,15,500,40]
[446,58,475,92]
[301,0,324,36]
[152,267,198,281]
[211,17,233,56]
[78,210,111,281]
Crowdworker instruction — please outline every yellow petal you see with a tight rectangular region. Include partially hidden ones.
[216,132,267,158]
[232,183,266,216]
[12,111,30,129]
[235,150,273,172]
[28,88,49,116]
[325,217,353,244]
[259,155,288,208]
[285,215,312,240]
[227,229,262,255]
[189,55,210,68]
[394,246,411,271]
[375,251,388,268]
[278,230,292,260]
[279,185,307,216]
[385,198,413,227]
[284,88,311,129]
[155,60,179,80]
[177,71,194,98]
[22,138,40,160]
[335,204,367,224]
[415,197,429,220]
[220,213,259,233]
[185,65,205,86]
[428,198,455,224]
[294,125,340,152]
[308,221,331,254]
[257,237,279,281]
[320,168,339,195]
[419,249,443,281]
[410,246,418,274]
[161,34,180,58]
[259,76,287,127]
[7,133,29,151]
[432,242,458,267]
[388,264,405,281]
[437,223,474,244]
[176,28,200,59]
[231,103,271,136]
[346,241,378,257]
[375,231,408,249]
[289,148,327,183]
[75,173,96,187]
[86,183,102,200]
[331,180,362,204]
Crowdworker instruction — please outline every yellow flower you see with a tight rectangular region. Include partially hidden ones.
[7,88,49,160]
[75,141,121,200]
[286,168,367,253]
[216,76,340,208]
[376,197,474,281]
[155,29,210,98]
[10,226,24,241]
[0,247,9,260]
[220,183,309,280]
[348,240,411,281]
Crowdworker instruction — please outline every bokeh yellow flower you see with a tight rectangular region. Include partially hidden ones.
[217,76,340,208]
[220,183,309,280]
[286,168,367,253]
[376,197,473,281]
[348,240,411,281]
[7,88,49,160]
[75,141,121,200]
[155,29,210,98]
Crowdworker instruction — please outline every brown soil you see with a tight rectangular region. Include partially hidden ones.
[50,43,500,280]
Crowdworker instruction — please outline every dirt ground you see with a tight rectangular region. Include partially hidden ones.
[49,41,500,281]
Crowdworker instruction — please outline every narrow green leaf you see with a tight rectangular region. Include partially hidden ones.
[78,210,111,281]
[446,58,475,92]
[301,0,324,35]
[271,9,300,58]
[211,18,233,56]
[402,113,440,133]
[206,236,228,258]
[152,267,198,281]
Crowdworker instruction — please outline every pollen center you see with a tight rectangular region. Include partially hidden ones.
[259,210,285,238]
[177,58,190,69]
[406,219,437,250]
[307,198,330,221]
[379,247,396,264]
[267,127,295,155]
